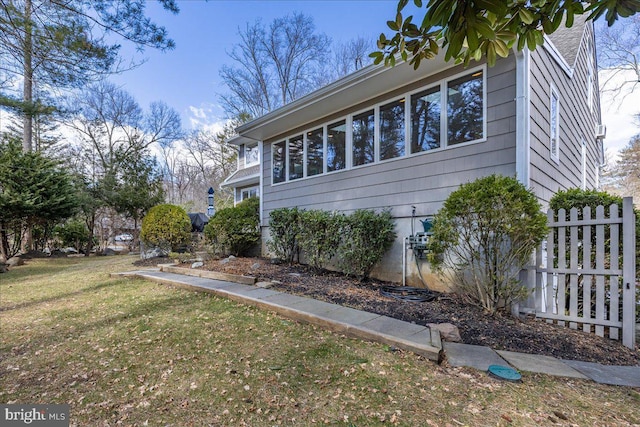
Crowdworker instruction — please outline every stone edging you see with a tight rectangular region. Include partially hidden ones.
[158,263,257,285]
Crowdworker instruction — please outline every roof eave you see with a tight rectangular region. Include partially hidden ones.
[237,51,451,141]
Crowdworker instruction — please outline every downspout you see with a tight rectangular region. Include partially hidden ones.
[515,49,531,188]
[514,48,532,318]
[258,140,265,253]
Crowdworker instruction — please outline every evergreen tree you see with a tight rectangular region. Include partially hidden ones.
[0,135,78,259]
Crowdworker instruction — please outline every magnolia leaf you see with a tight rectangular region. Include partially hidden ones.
[466,25,480,51]
[518,8,535,25]
[487,42,497,66]
[494,39,509,57]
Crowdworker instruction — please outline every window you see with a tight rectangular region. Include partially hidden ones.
[269,68,486,185]
[352,109,375,166]
[550,86,560,161]
[411,87,441,153]
[447,71,483,145]
[245,143,259,166]
[288,135,304,180]
[587,62,594,113]
[327,120,346,172]
[581,138,587,190]
[379,99,405,161]
[306,127,323,176]
[272,141,286,183]
[241,187,258,201]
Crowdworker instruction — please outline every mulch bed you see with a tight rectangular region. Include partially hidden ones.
[157,256,639,366]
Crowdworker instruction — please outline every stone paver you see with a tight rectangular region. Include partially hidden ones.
[563,360,640,387]
[496,350,587,379]
[443,342,507,371]
[322,306,380,325]
[286,298,343,316]
[261,293,310,307]
[361,315,427,339]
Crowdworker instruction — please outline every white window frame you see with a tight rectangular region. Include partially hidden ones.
[269,65,487,186]
[550,84,560,163]
[350,107,376,168]
[271,140,286,184]
[245,142,259,167]
[581,137,587,190]
[237,186,259,204]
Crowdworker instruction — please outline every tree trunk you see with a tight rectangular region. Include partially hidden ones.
[20,0,34,253]
[22,0,34,153]
[0,221,10,262]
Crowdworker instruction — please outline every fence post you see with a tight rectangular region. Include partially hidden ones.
[622,197,636,349]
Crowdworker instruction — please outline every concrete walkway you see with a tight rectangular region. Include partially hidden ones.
[115,269,640,388]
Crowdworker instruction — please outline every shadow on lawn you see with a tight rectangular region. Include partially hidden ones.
[0,279,121,313]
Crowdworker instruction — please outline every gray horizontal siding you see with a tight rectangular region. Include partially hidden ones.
[261,56,517,225]
[529,23,601,206]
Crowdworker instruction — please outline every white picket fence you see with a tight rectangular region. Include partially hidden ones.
[521,197,637,349]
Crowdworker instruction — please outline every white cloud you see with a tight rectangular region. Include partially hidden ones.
[599,68,640,160]
[186,103,226,134]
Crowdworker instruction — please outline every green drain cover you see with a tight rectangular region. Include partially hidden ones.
[488,365,522,382]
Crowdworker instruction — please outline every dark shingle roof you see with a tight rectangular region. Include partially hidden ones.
[546,14,589,67]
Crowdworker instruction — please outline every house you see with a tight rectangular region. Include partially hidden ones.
[221,16,604,289]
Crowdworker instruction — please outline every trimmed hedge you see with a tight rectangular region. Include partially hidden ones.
[204,197,260,257]
[140,204,191,252]
[267,207,303,264]
[338,209,396,280]
[268,207,396,280]
[428,175,548,315]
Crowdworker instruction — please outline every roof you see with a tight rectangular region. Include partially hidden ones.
[221,164,260,188]
[545,14,589,68]
[236,49,449,142]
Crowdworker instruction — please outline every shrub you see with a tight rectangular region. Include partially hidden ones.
[337,209,396,281]
[54,219,91,252]
[204,197,260,257]
[550,188,639,278]
[140,204,191,252]
[298,210,344,271]
[267,207,303,264]
[428,175,547,315]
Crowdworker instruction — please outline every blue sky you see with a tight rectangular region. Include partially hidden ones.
[110,0,399,130]
[108,1,637,156]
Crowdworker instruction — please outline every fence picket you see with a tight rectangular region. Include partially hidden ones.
[557,209,566,325]
[609,204,620,340]
[583,206,592,334]
[545,209,555,318]
[569,208,579,329]
[594,206,606,337]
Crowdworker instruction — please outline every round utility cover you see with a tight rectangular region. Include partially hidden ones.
[487,365,522,382]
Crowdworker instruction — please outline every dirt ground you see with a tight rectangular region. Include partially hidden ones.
[156,256,639,366]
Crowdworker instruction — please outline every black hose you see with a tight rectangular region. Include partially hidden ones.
[380,285,438,302]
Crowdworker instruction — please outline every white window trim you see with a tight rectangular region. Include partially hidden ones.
[270,65,487,186]
[550,84,560,163]
[581,137,587,190]
[238,186,259,204]
[350,107,376,169]
[245,142,259,167]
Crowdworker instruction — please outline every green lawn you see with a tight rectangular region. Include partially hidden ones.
[1,256,639,426]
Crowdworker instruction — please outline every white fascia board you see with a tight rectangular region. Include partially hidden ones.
[542,35,574,78]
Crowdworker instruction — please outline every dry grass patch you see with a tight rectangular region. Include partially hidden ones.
[1,256,639,426]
